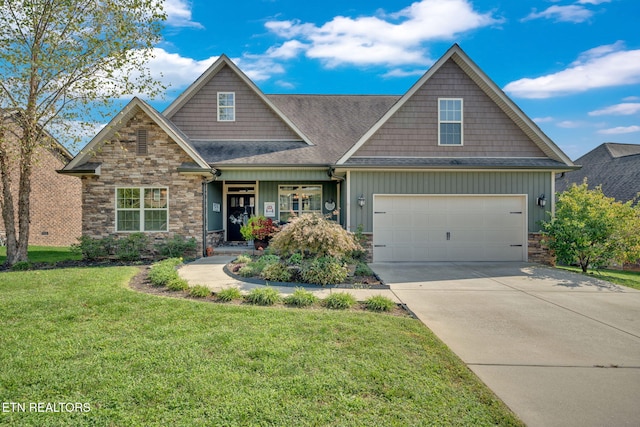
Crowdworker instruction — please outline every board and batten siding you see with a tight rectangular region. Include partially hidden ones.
[354,60,547,158]
[168,65,301,141]
[348,170,552,233]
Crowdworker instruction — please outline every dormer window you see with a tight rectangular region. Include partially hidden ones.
[217,92,235,121]
[438,98,463,146]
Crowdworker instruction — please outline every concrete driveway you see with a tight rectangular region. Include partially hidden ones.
[371,262,640,427]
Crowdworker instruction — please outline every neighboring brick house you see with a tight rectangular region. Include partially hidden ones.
[62,44,578,263]
[0,111,82,246]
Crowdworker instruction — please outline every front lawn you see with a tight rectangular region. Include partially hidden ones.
[558,265,640,290]
[0,267,522,426]
[0,245,81,265]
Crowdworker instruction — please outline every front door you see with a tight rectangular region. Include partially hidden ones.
[227,194,255,241]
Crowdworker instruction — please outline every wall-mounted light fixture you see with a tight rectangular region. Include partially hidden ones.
[537,194,546,208]
[357,194,366,208]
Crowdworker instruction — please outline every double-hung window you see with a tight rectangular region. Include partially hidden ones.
[217,92,235,121]
[438,98,463,146]
[278,185,322,222]
[116,187,168,232]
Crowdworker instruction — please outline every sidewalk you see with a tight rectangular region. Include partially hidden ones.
[177,255,402,303]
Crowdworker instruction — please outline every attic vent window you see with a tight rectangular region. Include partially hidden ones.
[438,98,463,146]
[218,92,235,121]
[136,129,148,155]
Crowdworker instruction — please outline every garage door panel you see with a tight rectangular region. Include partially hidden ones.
[373,195,526,262]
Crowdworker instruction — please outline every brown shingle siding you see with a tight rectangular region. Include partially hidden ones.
[355,60,547,158]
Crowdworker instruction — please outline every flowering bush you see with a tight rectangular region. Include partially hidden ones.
[240,216,280,241]
[270,213,361,259]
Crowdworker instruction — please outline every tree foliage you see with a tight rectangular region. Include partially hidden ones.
[0,0,165,265]
[542,181,640,272]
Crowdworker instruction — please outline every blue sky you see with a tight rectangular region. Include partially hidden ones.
[145,0,640,160]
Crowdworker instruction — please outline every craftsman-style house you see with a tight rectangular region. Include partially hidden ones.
[61,44,577,262]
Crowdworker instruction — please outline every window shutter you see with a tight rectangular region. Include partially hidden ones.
[136,129,148,155]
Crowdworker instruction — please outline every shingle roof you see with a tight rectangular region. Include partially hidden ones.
[190,95,400,166]
[556,143,640,202]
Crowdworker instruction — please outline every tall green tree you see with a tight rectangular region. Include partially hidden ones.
[542,181,640,272]
[0,0,166,265]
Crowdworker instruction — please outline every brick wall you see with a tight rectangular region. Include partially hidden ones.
[80,109,205,254]
[0,118,81,246]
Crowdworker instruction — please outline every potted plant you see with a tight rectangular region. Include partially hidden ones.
[240,216,280,250]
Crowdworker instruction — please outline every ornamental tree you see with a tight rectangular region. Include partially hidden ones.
[0,0,165,265]
[542,181,640,272]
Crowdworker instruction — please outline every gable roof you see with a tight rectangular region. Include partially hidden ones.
[62,97,209,172]
[162,54,313,146]
[556,142,640,202]
[337,44,575,167]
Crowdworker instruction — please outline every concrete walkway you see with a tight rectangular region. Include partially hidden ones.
[372,262,640,427]
[178,255,402,302]
[178,257,640,426]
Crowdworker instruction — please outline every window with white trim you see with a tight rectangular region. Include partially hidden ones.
[278,185,322,222]
[217,92,235,121]
[116,187,168,232]
[438,98,463,145]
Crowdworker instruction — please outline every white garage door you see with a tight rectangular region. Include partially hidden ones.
[373,195,527,262]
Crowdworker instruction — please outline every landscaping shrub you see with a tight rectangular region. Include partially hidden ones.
[71,235,114,261]
[156,235,197,259]
[10,261,31,271]
[238,265,257,277]
[250,254,280,275]
[233,254,252,264]
[287,252,303,265]
[189,285,211,298]
[115,232,148,261]
[364,295,395,312]
[260,262,293,282]
[283,288,318,307]
[301,256,348,286]
[148,258,182,287]
[216,287,243,302]
[355,262,374,276]
[167,277,189,291]
[270,213,361,259]
[245,287,281,306]
[323,292,357,310]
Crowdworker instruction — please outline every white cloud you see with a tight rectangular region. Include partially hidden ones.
[623,96,640,101]
[598,125,640,134]
[382,68,428,78]
[147,48,217,88]
[577,0,611,4]
[557,120,585,128]
[163,0,203,29]
[504,42,640,99]
[533,116,555,123]
[264,0,502,68]
[589,103,640,116]
[522,5,594,23]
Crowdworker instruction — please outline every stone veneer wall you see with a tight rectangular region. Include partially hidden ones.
[81,110,205,254]
[528,232,555,266]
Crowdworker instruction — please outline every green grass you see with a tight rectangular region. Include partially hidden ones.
[0,245,81,265]
[558,265,640,290]
[0,267,522,426]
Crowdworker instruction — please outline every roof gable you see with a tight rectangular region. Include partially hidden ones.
[163,55,312,145]
[337,44,575,167]
[63,97,209,171]
[556,142,640,202]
